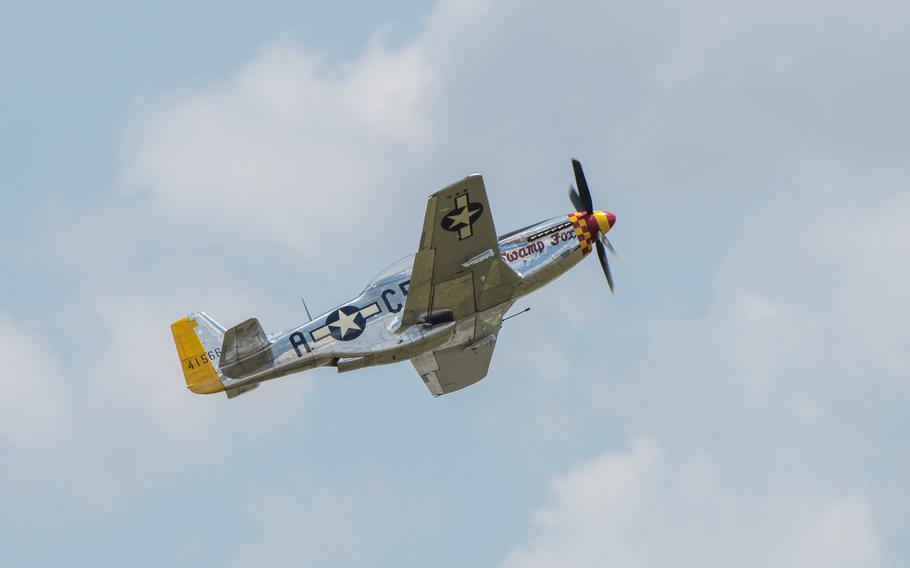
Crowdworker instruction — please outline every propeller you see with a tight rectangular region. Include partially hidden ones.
[568,185,585,212]
[596,235,616,293]
[568,158,618,293]
[572,159,594,213]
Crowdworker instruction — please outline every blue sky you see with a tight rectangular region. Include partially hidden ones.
[2,0,909,566]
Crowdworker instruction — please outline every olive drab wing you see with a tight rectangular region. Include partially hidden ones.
[401,175,520,328]
[398,175,521,394]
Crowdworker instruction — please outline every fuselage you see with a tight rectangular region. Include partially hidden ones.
[215,214,588,390]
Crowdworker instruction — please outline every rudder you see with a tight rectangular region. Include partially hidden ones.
[170,312,226,394]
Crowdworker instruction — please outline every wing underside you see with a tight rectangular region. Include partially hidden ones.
[402,175,517,395]
[411,333,498,396]
[402,175,518,326]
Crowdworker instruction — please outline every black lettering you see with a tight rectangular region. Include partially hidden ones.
[399,280,410,296]
[381,288,402,313]
[290,331,310,357]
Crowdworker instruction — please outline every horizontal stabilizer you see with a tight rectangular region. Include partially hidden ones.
[221,317,271,369]
[226,382,260,399]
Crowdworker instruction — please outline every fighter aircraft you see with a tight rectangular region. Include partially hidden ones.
[171,159,617,397]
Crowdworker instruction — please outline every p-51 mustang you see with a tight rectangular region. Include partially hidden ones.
[171,160,618,398]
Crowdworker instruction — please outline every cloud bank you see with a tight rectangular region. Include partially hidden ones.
[2,0,909,564]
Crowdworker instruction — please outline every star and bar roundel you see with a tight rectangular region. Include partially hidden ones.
[441,192,484,240]
[310,302,381,343]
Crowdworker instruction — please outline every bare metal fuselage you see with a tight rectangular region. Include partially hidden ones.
[204,215,585,392]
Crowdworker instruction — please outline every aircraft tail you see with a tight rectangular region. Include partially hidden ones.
[170,312,227,394]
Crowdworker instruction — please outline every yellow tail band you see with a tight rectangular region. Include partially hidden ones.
[171,317,225,394]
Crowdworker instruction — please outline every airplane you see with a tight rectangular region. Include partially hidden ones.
[170,159,617,398]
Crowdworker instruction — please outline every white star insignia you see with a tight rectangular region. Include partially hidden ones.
[330,309,362,337]
[447,206,474,228]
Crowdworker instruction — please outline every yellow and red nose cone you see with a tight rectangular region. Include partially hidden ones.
[593,210,617,233]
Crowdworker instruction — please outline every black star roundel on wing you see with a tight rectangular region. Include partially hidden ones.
[325,305,367,341]
[441,193,484,240]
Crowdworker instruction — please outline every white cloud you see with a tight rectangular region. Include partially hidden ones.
[717,171,910,388]
[504,438,887,568]
[499,166,909,567]
[123,36,439,259]
[119,0,910,269]
[624,171,910,428]
[0,0,461,500]
[228,480,429,568]
[3,0,910,562]
[230,489,364,567]
[70,287,311,496]
[0,272,311,500]
[0,316,70,456]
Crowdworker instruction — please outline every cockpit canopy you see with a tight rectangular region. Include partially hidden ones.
[363,255,414,292]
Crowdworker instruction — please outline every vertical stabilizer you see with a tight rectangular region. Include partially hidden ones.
[170,312,226,394]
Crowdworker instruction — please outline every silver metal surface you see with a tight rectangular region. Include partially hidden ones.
[179,179,595,397]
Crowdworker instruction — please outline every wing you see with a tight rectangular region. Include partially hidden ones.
[401,175,519,327]
[411,332,498,396]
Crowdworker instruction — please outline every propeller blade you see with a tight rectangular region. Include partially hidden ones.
[603,235,618,258]
[568,185,585,212]
[571,159,593,213]
[595,239,615,293]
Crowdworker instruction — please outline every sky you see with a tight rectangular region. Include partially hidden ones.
[2,0,909,565]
